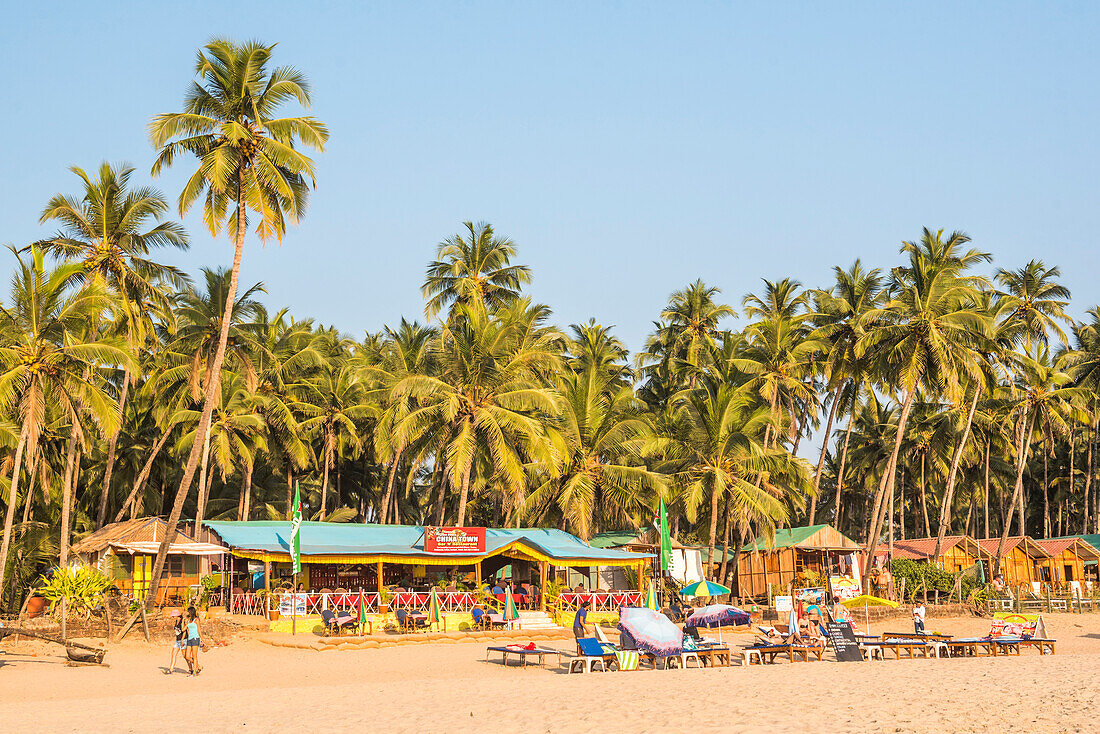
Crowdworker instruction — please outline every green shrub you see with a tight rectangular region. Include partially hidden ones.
[891,559,981,602]
[38,565,111,619]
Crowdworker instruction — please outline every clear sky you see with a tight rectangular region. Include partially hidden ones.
[2,2,1098,354]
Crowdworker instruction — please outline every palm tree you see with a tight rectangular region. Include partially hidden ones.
[393,303,560,526]
[856,229,990,586]
[0,248,129,588]
[422,221,531,319]
[995,260,1072,348]
[145,38,328,607]
[36,161,189,529]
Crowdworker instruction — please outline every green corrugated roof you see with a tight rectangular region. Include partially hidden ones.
[589,530,642,549]
[742,525,828,552]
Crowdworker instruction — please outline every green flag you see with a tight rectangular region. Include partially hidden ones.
[291,481,303,574]
[659,499,672,573]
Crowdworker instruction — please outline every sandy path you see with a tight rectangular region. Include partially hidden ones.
[2,613,1097,733]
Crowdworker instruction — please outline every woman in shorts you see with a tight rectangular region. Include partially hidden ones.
[183,606,204,676]
[166,609,185,674]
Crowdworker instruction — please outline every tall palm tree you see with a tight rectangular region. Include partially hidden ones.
[146,38,328,606]
[856,229,989,586]
[393,303,560,526]
[995,260,1072,348]
[36,162,189,529]
[0,248,129,588]
[422,221,531,319]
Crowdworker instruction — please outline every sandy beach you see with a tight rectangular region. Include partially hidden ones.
[2,612,1097,734]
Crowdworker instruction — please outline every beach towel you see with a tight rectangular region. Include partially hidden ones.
[615,650,640,671]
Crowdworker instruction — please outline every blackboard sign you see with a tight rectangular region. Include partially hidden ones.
[825,620,864,662]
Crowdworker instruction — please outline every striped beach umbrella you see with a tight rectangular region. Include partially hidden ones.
[358,589,368,635]
[645,579,659,611]
[503,585,520,621]
[427,587,443,629]
[679,580,731,599]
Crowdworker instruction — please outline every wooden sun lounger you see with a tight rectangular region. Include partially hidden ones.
[879,638,937,659]
[695,645,732,667]
[941,639,996,658]
[991,637,1056,656]
[742,642,824,665]
[485,645,563,668]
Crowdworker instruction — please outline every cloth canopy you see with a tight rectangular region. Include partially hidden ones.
[107,541,227,556]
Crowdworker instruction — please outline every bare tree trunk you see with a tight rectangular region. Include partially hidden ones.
[455,452,474,527]
[59,424,80,568]
[97,368,130,529]
[718,494,732,582]
[808,388,839,525]
[918,454,929,537]
[862,388,916,590]
[996,409,1035,563]
[286,467,294,519]
[834,412,854,528]
[983,438,991,539]
[431,462,448,526]
[146,180,247,609]
[379,447,403,524]
[114,429,172,523]
[320,435,332,520]
[1084,420,1093,534]
[0,423,31,588]
[195,431,212,527]
[20,454,38,527]
[241,462,253,521]
[1042,438,1050,538]
[933,387,980,558]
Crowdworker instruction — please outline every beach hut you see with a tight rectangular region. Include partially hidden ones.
[1035,538,1100,586]
[874,535,992,574]
[977,537,1051,587]
[70,518,227,604]
[734,524,862,599]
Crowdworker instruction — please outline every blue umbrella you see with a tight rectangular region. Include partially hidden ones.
[618,607,683,657]
[685,604,751,628]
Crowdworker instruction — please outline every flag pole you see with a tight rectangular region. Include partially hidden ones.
[292,570,297,635]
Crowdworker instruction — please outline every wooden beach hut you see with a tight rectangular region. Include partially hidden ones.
[874,535,992,574]
[1035,538,1100,585]
[71,518,227,604]
[734,524,862,599]
[977,537,1051,586]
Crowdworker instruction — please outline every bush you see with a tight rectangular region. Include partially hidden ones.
[891,559,981,602]
[38,565,112,619]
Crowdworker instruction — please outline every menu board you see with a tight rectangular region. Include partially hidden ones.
[279,593,308,617]
[825,620,864,662]
[425,526,486,553]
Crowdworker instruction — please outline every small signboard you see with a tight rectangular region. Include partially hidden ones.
[825,620,864,662]
[424,526,486,554]
[775,595,793,614]
[279,593,308,617]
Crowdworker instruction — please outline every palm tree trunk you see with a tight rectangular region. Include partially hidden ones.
[918,454,929,537]
[808,388,839,525]
[983,438,991,539]
[1069,427,1076,534]
[96,367,130,529]
[834,412,855,528]
[146,179,247,609]
[1042,439,1050,538]
[707,482,721,581]
[321,435,332,520]
[1084,419,1094,534]
[996,409,1036,563]
[933,387,980,558]
[114,429,172,523]
[431,461,448,526]
[718,494,732,582]
[455,458,473,527]
[195,430,212,527]
[0,422,31,589]
[1017,418,1030,534]
[20,453,38,527]
[59,424,80,568]
[286,467,294,519]
[241,462,253,521]
[379,447,403,524]
[861,387,916,590]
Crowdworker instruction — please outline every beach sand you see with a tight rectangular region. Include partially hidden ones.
[2,612,1097,733]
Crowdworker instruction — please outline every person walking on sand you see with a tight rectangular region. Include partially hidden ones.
[165,609,185,674]
[913,601,926,635]
[573,600,592,653]
[183,606,204,676]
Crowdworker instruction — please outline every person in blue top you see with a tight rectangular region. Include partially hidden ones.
[573,600,592,641]
[183,605,204,676]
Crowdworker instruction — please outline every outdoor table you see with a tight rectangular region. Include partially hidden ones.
[485,645,563,668]
[485,613,516,629]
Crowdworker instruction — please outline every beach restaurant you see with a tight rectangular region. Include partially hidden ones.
[204,521,651,617]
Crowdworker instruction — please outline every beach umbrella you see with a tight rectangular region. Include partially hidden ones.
[618,606,684,657]
[645,579,659,611]
[680,580,731,599]
[427,587,443,630]
[358,589,368,635]
[685,604,750,643]
[658,499,672,574]
[841,594,898,633]
[503,585,519,622]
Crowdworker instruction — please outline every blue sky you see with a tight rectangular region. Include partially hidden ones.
[2,2,1098,354]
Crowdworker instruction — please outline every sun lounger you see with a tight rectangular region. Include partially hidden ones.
[569,637,615,673]
[879,637,940,659]
[485,644,563,668]
[741,642,823,665]
[990,636,1056,656]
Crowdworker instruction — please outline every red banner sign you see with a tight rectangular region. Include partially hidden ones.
[424,526,486,554]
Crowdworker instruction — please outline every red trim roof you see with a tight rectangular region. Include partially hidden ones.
[873,536,980,560]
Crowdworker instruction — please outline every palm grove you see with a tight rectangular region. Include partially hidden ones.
[3,40,1100,612]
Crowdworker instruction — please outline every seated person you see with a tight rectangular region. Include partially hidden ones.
[471,604,489,628]
[491,581,505,595]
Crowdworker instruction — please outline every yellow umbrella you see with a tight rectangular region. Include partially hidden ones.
[841,594,898,633]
